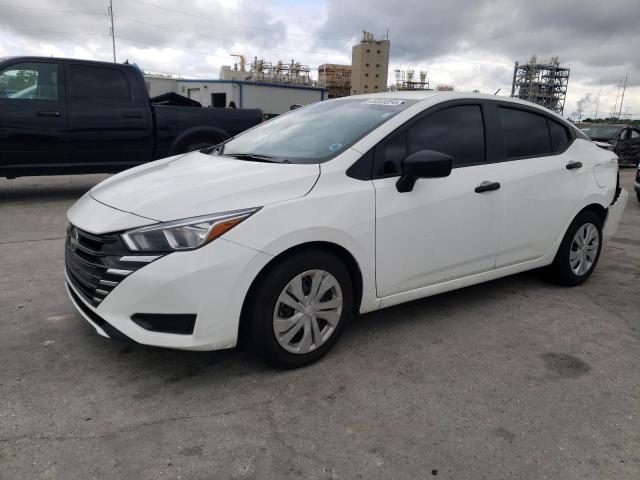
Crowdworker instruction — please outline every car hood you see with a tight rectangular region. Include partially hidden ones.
[90,152,320,222]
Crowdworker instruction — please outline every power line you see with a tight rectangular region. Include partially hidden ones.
[7,27,111,38]
[127,0,330,42]
[113,14,343,59]
[0,4,106,16]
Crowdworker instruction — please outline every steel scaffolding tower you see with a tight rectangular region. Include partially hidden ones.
[511,56,570,114]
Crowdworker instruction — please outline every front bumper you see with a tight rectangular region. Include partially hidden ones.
[66,236,273,351]
[603,188,628,242]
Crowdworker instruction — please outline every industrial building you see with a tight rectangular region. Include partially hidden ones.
[145,55,327,118]
[351,31,390,95]
[318,63,351,99]
[390,69,429,91]
[511,55,570,114]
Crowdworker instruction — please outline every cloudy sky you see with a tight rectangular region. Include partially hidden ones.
[1,0,639,119]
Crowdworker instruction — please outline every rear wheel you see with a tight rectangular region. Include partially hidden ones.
[549,211,603,286]
[245,249,353,369]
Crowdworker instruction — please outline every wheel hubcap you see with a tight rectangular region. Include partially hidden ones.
[569,222,599,276]
[273,269,343,354]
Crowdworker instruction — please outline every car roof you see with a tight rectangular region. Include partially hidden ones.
[348,90,570,123]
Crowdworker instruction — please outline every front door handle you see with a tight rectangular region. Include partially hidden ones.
[566,161,583,170]
[36,111,61,117]
[122,112,143,118]
[475,181,501,193]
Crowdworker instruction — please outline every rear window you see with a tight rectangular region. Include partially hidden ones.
[70,65,131,103]
[548,119,570,152]
[498,107,552,159]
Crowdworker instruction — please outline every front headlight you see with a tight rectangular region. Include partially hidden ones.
[121,207,260,252]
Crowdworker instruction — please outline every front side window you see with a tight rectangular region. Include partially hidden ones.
[498,107,552,159]
[631,129,640,139]
[0,62,58,100]
[376,105,485,176]
[618,129,628,141]
[70,65,130,102]
[221,98,415,164]
[408,105,485,166]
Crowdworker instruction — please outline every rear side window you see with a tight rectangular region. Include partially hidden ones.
[407,105,485,166]
[70,65,130,102]
[498,107,552,159]
[548,119,570,152]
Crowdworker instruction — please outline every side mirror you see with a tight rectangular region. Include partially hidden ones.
[396,149,454,192]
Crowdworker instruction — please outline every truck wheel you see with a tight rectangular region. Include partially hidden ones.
[244,249,353,369]
[180,137,220,153]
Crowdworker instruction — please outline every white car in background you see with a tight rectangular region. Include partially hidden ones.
[65,92,628,368]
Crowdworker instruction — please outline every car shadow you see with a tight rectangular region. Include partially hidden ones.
[0,175,109,203]
[74,268,552,386]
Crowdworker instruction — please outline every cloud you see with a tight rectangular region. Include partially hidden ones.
[1,0,638,117]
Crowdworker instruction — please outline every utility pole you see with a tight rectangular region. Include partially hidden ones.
[617,73,628,119]
[108,0,116,63]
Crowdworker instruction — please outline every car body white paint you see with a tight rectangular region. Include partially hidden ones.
[66,91,628,351]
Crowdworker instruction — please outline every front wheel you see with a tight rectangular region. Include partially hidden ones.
[549,211,603,286]
[245,249,353,369]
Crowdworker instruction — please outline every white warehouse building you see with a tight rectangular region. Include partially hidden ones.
[145,75,327,118]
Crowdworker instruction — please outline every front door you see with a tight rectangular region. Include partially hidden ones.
[374,104,502,297]
[0,60,68,173]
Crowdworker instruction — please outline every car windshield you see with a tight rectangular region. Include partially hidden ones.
[580,126,621,140]
[220,97,416,164]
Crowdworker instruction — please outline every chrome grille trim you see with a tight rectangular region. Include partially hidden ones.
[106,268,133,276]
[119,255,161,263]
[65,225,164,307]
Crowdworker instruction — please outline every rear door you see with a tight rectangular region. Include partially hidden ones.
[494,105,585,267]
[66,62,153,169]
[0,60,68,173]
[374,103,503,296]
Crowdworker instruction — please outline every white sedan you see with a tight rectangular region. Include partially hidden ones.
[65,92,628,368]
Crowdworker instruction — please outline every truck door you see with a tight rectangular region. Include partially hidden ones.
[0,60,68,174]
[66,63,153,170]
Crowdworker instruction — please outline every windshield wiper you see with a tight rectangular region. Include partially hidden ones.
[222,153,289,163]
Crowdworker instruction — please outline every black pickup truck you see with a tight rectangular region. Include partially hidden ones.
[0,56,263,178]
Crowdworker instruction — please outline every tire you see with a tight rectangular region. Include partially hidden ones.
[244,249,353,369]
[180,136,220,153]
[636,191,640,203]
[549,211,603,286]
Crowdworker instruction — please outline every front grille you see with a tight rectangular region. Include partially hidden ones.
[65,225,162,307]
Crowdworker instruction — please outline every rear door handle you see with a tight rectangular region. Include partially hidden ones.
[36,111,61,117]
[475,181,501,193]
[122,112,143,118]
[566,161,583,170]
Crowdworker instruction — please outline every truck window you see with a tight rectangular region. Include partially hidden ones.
[0,62,59,100]
[70,65,131,103]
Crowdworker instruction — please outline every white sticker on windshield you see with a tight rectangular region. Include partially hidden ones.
[363,98,405,105]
